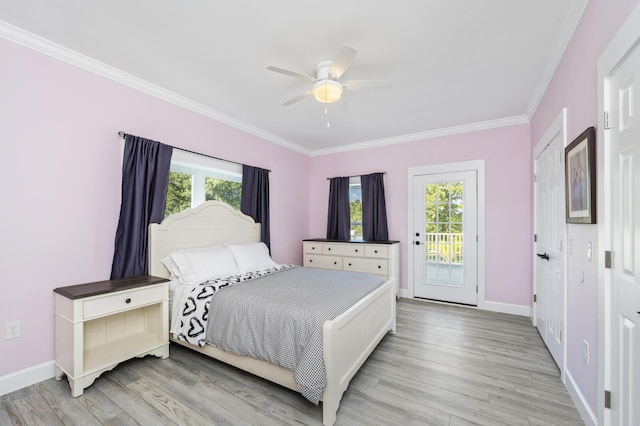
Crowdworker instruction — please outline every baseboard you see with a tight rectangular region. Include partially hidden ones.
[565,370,597,425]
[0,361,56,396]
[482,300,531,317]
[399,293,531,317]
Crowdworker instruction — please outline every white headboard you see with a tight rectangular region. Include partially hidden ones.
[148,201,261,278]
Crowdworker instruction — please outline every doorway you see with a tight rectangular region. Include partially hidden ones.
[533,109,567,379]
[598,8,640,423]
[409,161,485,306]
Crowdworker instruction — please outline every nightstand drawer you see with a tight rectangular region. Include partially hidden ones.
[83,285,164,320]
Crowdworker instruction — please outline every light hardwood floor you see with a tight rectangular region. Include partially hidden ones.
[1,300,584,425]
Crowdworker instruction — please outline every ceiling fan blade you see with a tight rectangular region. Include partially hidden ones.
[282,90,314,106]
[344,80,392,91]
[329,44,358,78]
[267,66,316,82]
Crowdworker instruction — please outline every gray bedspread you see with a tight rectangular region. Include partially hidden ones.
[205,266,385,404]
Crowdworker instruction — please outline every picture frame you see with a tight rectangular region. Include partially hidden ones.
[565,126,596,224]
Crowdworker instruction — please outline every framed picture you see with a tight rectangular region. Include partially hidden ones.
[565,126,596,224]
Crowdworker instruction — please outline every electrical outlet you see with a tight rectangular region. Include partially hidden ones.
[5,321,21,340]
[583,340,590,364]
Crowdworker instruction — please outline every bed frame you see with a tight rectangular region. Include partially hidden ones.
[148,201,396,425]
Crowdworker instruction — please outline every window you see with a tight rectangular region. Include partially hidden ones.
[424,181,464,283]
[165,150,242,217]
[349,177,362,240]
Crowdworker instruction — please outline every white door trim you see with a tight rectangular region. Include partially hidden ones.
[408,160,486,309]
[532,107,568,382]
[597,4,640,425]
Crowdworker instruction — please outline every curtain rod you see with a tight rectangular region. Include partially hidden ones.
[326,172,386,180]
[118,131,271,173]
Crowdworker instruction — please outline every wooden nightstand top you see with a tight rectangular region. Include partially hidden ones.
[53,275,169,300]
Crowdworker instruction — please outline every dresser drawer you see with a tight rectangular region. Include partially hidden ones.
[323,243,364,257]
[304,255,343,270]
[83,285,164,320]
[343,257,388,276]
[303,241,324,254]
[364,245,388,258]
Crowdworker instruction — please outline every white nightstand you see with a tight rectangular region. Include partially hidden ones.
[53,275,169,397]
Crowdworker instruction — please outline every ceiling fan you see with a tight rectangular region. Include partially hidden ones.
[267,44,392,106]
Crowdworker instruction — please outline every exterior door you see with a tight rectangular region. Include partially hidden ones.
[533,113,566,377]
[606,36,640,425]
[413,171,478,305]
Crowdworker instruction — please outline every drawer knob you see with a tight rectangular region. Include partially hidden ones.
[348,263,352,266]
[355,249,358,253]
[125,298,131,304]
[378,265,381,269]
[309,259,313,263]
[328,247,331,251]
[334,261,337,265]
[375,250,378,253]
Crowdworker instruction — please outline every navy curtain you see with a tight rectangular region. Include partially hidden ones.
[326,177,350,240]
[361,172,389,241]
[111,135,173,278]
[240,165,270,250]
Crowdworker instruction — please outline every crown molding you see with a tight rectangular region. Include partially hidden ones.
[1,20,531,159]
[0,20,311,156]
[309,115,530,157]
[526,0,590,117]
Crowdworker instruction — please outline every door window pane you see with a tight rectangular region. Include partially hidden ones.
[424,181,464,286]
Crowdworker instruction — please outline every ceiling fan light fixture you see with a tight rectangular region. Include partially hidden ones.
[313,79,343,103]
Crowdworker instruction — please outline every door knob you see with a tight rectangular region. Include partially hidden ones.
[536,253,550,261]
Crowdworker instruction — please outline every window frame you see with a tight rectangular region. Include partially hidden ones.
[349,176,362,240]
[166,150,242,214]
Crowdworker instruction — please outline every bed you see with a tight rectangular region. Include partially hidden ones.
[148,201,396,425]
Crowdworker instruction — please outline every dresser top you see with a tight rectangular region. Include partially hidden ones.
[304,238,400,244]
[53,275,168,300]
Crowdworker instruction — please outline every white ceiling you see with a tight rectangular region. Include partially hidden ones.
[0,1,587,155]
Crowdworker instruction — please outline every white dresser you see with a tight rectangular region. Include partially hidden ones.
[303,239,400,296]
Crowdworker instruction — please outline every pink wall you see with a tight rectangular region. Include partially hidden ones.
[0,38,309,377]
[530,0,640,415]
[308,124,532,306]
[3,3,638,415]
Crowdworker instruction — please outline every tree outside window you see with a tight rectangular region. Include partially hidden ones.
[164,151,242,217]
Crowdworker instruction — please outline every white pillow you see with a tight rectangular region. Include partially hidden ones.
[161,254,182,280]
[228,242,278,273]
[161,244,222,280]
[168,244,239,285]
